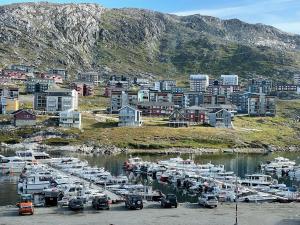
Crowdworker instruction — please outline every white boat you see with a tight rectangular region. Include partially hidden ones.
[0,156,26,173]
[18,174,52,193]
[16,150,52,163]
[263,157,296,172]
[238,192,277,203]
[241,174,276,187]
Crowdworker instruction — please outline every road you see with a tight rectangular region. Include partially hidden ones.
[0,202,299,225]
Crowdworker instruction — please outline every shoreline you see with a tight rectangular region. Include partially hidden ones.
[1,141,300,156]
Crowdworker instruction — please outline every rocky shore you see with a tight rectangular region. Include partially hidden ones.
[1,140,300,156]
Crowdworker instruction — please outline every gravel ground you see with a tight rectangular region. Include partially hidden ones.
[0,202,299,225]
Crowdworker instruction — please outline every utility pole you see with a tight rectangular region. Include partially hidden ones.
[235,151,238,225]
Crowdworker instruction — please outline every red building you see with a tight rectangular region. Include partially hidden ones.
[137,102,174,116]
[12,109,36,127]
[70,82,94,96]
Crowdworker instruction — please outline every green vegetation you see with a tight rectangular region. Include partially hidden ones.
[75,100,300,149]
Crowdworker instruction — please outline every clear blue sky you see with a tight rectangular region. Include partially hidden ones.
[1,0,300,34]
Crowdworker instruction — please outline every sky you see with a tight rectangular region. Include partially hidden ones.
[1,0,300,34]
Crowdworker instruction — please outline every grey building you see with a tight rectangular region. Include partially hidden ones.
[26,78,55,94]
[77,72,102,85]
[208,109,233,128]
[48,68,68,80]
[118,105,142,127]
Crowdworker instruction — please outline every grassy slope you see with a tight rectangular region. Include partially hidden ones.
[75,100,300,149]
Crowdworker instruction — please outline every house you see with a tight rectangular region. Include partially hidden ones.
[77,72,102,85]
[169,106,208,127]
[2,69,28,81]
[12,109,36,127]
[10,64,35,73]
[137,102,174,116]
[168,109,189,127]
[184,106,208,124]
[25,78,55,94]
[59,110,81,129]
[137,89,150,102]
[208,109,232,128]
[48,68,68,80]
[110,90,128,113]
[0,86,19,99]
[248,93,276,116]
[70,82,94,96]
[118,105,142,127]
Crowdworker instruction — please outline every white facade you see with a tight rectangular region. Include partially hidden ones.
[118,105,142,127]
[46,89,78,112]
[189,74,209,92]
[59,110,81,129]
[221,75,239,85]
[294,74,300,85]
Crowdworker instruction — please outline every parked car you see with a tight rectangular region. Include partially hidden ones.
[92,195,111,210]
[125,195,143,210]
[198,193,218,208]
[161,194,178,208]
[68,197,84,211]
[16,194,34,216]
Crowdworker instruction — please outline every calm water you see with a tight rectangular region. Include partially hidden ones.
[1,149,300,205]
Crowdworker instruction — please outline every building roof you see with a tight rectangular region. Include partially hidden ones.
[119,105,141,112]
[138,102,174,107]
[45,88,73,93]
[11,109,35,116]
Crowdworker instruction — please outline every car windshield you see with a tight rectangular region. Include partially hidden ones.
[207,196,216,200]
[167,195,176,200]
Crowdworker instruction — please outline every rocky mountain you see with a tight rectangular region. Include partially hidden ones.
[0,2,300,80]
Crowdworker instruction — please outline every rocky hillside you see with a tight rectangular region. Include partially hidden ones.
[0,2,300,80]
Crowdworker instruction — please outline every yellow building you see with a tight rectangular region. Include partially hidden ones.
[5,98,19,113]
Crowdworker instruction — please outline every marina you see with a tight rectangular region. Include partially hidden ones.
[1,149,300,206]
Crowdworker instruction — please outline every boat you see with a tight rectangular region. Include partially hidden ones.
[16,150,51,163]
[238,192,277,203]
[18,174,52,193]
[262,157,296,173]
[240,174,277,187]
[0,156,26,173]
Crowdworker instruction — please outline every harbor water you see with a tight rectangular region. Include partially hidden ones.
[1,149,300,206]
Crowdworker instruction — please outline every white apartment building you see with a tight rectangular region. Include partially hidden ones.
[189,74,209,92]
[45,89,78,112]
[221,74,239,85]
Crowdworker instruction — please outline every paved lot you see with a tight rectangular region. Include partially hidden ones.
[0,202,299,225]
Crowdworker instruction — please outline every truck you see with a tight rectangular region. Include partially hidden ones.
[16,194,34,215]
